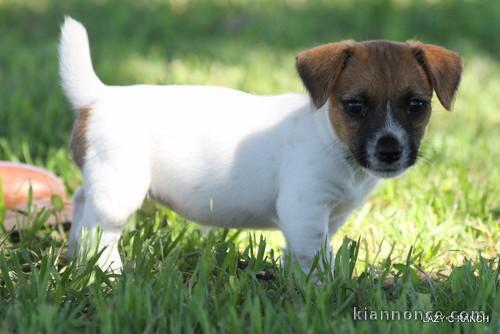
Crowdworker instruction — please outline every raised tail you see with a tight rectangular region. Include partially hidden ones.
[59,16,104,110]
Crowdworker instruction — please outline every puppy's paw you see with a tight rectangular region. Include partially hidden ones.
[68,227,124,273]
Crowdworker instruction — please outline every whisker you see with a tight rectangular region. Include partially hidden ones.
[416,149,432,166]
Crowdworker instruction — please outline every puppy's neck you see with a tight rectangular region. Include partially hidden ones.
[312,101,338,147]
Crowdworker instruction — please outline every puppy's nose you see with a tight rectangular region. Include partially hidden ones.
[375,135,402,164]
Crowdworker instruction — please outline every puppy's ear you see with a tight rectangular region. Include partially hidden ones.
[296,41,354,108]
[408,41,462,111]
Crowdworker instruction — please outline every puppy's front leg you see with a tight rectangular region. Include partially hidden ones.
[276,191,331,273]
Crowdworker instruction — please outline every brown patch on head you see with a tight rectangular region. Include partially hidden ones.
[70,106,91,169]
[328,41,435,148]
[296,40,462,173]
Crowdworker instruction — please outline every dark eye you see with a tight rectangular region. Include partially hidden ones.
[343,100,366,118]
[408,99,428,117]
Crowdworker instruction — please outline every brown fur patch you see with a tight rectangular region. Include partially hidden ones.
[407,41,462,110]
[295,40,354,108]
[70,106,91,169]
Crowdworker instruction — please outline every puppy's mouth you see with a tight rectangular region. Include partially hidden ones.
[353,156,409,178]
[349,146,417,179]
[365,167,407,178]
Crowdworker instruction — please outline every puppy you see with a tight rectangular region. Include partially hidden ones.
[60,17,462,272]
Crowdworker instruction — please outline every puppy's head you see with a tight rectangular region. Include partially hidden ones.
[296,40,462,178]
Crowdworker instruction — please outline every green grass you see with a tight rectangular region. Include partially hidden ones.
[0,0,499,333]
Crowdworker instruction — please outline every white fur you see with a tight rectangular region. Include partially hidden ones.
[59,16,104,110]
[60,17,379,272]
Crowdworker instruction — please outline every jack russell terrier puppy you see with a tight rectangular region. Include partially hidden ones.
[59,17,462,272]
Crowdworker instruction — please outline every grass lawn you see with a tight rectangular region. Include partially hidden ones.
[0,0,499,333]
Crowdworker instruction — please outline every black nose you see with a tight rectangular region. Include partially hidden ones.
[375,135,402,164]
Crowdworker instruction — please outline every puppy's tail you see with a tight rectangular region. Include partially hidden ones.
[59,16,104,110]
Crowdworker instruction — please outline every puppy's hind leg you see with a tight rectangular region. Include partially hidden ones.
[70,158,151,272]
[68,186,86,259]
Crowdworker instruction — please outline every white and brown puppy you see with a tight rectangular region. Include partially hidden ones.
[60,17,462,272]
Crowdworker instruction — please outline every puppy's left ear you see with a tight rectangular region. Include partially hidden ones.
[296,41,354,108]
[408,41,463,111]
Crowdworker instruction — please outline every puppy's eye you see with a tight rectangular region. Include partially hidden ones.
[343,100,366,118]
[408,99,428,117]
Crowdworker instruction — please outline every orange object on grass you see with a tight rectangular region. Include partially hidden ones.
[0,161,72,230]
[0,161,68,207]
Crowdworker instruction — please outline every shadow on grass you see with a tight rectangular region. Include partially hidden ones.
[2,0,500,54]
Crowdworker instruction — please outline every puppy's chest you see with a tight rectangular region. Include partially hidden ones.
[328,177,378,216]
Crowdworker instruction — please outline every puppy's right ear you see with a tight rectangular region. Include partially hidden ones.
[296,41,354,108]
